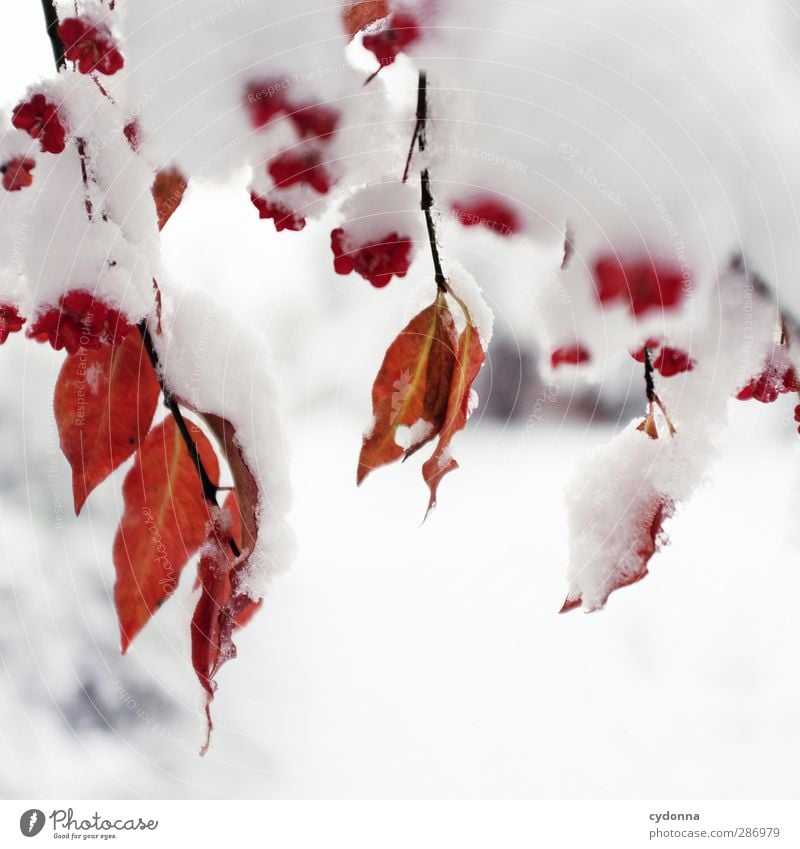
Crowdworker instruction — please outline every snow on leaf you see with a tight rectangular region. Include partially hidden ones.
[113,415,220,653]
[342,0,389,38]
[560,493,674,613]
[53,329,160,514]
[357,292,457,484]
[421,313,486,516]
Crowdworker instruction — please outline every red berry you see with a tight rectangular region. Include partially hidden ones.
[362,12,421,71]
[736,359,798,403]
[1,156,35,191]
[249,192,306,231]
[11,94,67,154]
[451,197,520,237]
[794,404,800,423]
[330,227,413,288]
[268,149,331,194]
[652,346,694,377]
[550,344,590,368]
[58,17,124,75]
[288,103,339,141]
[244,80,288,128]
[594,255,685,316]
[27,291,133,354]
[0,304,25,344]
[631,338,662,363]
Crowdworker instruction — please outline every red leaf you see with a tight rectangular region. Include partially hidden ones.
[113,416,220,652]
[53,330,160,514]
[358,293,458,484]
[421,315,485,515]
[152,168,188,231]
[191,514,236,755]
[342,0,389,38]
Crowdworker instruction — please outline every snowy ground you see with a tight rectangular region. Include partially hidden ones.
[2,358,799,798]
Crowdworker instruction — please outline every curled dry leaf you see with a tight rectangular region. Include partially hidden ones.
[113,415,220,652]
[358,290,487,512]
[422,313,485,516]
[342,0,389,38]
[358,292,457,484]
[54,329,160,514]
[191,490,260,755]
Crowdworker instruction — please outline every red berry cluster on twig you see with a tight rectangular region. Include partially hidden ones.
[0,157,35,191]
[736,359,798,402]
[249,193,306,231]
[550,344,590,368]
[268,149,331,194]
[330,228,413,288]
[58,17,124,76]
[594,255,686,316]
[451,197,520,237]
[632,338,695,377]
[12,94,67,154]
[363,12,421,80]
[27,291,133,354]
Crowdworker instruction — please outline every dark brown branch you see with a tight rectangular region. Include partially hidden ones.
[402,70,427,182]
[39,0,65,70]
[642,345,656,403]
[410,70,449,295]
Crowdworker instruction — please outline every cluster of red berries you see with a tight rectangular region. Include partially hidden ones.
[550,344,590,368]
[58,17,124,76]
[12,94,67,154]
[330,228,413,288]
[362,12,421,78]
[594,255,686,316]
[249,193,306,232]
[632,339,695,377]
[245,82,340,141]
[0,157,35,191]
[0,305,25,344]
[736,358,798,403]
[27,291,133,354]
[268,149,331,195]
[451,197,520,237]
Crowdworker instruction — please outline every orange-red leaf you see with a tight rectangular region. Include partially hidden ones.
[152,167,187,231]
[421,317,485,515]
[342,0,388,38]
[358,293,457,484]
[191,515,236,755]
[113,415,220,653]
[53,330,160,514]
